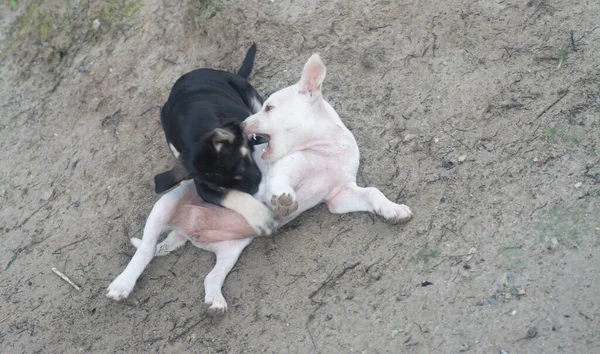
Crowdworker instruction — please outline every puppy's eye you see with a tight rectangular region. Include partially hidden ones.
[265,104,274,112]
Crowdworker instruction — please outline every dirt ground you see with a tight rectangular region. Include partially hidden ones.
[1,0,599,352]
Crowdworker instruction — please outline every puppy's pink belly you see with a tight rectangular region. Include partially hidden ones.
[171,203,256,243]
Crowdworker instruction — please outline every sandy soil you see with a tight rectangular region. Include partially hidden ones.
[1,0,599,352]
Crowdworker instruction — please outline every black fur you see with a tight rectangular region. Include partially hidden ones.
[153,160,191,193]
[154,44,264,207]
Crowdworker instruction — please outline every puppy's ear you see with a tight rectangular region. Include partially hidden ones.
[212,128,235,152]
[298,54,326,97]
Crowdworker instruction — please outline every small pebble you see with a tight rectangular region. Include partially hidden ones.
[465,247,477,261]
[42,188,55,201]
[442,158,454,169]
[574,182,582,189]
[499,349,510,354]
[526,327,538,338]
[548,237,559,250]
[510,310,517,316]
[410,142,424,152]
[459,343,470,352]
[326,314,333,321]
[403,134,417,142]
[92,19,101,31]
[440,196,447,203]
[458,155,467,162]
[74,201,80,208]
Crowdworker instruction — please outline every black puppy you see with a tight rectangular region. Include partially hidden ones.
[154,44,276,235]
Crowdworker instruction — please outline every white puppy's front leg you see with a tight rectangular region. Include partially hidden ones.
[106,181,195,300]
[326,182,413,223]
[266,170,298,220]
[201,238,253,312]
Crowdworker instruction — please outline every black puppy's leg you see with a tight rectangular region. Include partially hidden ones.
[154,160,192,193]
[196,181,277,236]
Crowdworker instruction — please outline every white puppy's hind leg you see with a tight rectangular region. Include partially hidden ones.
[202,238,253,313]
[106,181,195,301]
[155,231,187,256]
[130,230,187,256]
[326,182,413,224]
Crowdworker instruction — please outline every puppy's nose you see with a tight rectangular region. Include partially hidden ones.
[240,122,247,130]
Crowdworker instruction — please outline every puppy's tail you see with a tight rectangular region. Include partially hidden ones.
[237,43,257,79]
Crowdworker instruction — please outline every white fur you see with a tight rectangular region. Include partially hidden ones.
[250,96,262,113]
[106,180,196,301]
[243,53,413,224]
[107,54,412,312]
[221,190,276,236]
[168,143,180,159]
[106,180,257,312]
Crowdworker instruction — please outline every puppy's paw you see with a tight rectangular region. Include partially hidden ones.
[380,203,413,224]
[271,193,299,220]
[224,191,278,236]
[106,274,135,301]
[205,294,228,313]
[245,204,278,236]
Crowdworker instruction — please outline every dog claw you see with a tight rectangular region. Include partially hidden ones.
[271,193,299,220]
[205,295,228,313]
[106,275,135,300]
[254,216,279,236]
[381,203,413,224]
[250,216,278,236]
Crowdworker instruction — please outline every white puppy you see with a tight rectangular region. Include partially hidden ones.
[242,53,412,225]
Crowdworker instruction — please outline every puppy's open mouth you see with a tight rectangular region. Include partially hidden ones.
[249,133,271,155]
